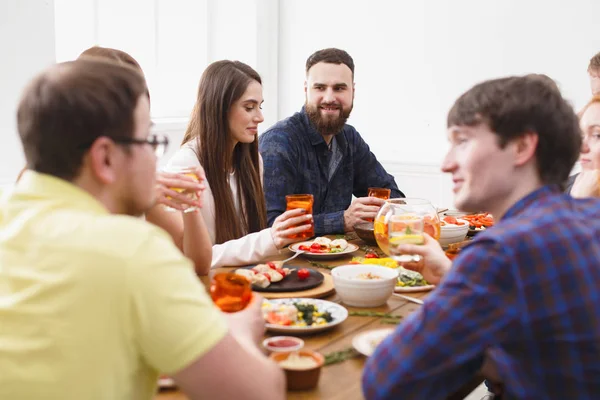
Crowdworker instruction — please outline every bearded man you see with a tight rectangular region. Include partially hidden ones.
[259,48,403,235]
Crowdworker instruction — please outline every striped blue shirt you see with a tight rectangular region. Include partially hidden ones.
[259,107,403,235]
[362,185,600,399]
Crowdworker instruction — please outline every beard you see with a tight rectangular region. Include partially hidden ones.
[305,101,353,137]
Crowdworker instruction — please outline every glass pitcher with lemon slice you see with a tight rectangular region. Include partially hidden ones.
[388,212,425,263]
[374,198,440,256]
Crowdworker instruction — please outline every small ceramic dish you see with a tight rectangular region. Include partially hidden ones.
[262,336,305,353]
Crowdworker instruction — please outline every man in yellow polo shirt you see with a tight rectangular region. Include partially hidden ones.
[0,59,284,400]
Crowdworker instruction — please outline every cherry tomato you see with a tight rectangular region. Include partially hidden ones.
[310,243,321,250]
[267,262,277,270]
[276,268,286,277]
[262,272,272,282]
[365,253,379,259]
[297,268,310,280]
[298,245,311,251]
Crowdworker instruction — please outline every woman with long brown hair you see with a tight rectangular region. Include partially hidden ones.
[146,60,312,273]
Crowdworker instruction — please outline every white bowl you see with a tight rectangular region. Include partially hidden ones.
[439,218,469,247]
[331,265,399,307]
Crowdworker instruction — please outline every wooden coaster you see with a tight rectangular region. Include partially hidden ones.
[261,273,335,299]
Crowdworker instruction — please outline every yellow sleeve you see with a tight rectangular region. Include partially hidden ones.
[128,230,228,374]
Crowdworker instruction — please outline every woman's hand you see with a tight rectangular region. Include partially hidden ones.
[269,209,314,249]
[155,166,206,211]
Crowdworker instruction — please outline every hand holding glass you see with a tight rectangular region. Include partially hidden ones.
[161,166,201,213]
[285,194,314,239]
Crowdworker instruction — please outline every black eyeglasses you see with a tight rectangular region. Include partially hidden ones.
[112,134,169,157]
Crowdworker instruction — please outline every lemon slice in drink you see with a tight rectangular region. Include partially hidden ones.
[389,234,425,246]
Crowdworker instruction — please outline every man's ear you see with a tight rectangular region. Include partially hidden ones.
[304,80,308,94]
[86,137,120,185]
[513,132,539,167]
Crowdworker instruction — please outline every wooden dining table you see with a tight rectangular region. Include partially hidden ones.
[155,236,482,400]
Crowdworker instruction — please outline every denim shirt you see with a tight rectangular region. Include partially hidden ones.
[259,107,404,235]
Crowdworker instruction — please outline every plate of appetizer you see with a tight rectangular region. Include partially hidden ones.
[262,298,348,334]
[352,328,394,357]
[234,262,324,292]
[394,267,435,293]
[289,237,359,260]
[463,213,494,236]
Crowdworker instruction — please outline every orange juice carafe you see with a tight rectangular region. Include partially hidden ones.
[374,198,440,256]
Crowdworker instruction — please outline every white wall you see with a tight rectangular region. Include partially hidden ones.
[3,0,598,205]
[278,0,599,206]
[279,0,599,165]
[52,0,279,167]
[0,0,55,186]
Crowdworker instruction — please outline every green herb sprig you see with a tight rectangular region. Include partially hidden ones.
[308,261,335,269]
[349,311,403,324]
[324,347,361,366]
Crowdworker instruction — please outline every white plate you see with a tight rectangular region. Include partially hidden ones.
[264,298,348,334]
[352,328,395,357]
[394,284,435,293]
[288,242,359,260]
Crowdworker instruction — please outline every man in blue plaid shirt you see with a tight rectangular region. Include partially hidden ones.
[362,75,600,399]
[259,48,403,235]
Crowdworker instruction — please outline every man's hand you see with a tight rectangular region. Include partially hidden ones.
[394,233,451,285]
[343,197,386,232]
[570,170,600,198]
[223,294,266,347]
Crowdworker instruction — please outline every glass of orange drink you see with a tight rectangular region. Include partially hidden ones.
[210,273,253,313]
[374,198,440,257]
[285,194,314,239]
[368,187,391,200]
[366,188,391,222]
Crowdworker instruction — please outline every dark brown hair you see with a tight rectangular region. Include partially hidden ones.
[79,46,143,73]
[78,46,149,103]
[17,59,149,180]
[306,48,354,77]
[181,60,266,244]
[588,51,600,74]
[447,75,581,186]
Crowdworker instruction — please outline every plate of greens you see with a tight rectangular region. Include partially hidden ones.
[394,267,435,293]
[262,298,348,334]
